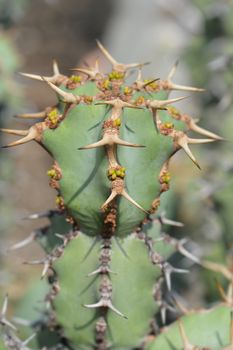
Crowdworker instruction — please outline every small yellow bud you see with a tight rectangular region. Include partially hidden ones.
[164,122,174,129]
[69,75,81,83]
[47,169,56,178]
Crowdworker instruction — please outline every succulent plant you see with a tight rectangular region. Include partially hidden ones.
[0,41,230,350]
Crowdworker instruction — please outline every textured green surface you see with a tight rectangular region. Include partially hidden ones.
[53,233,167,349]
[53,233,101,349]
[42,83,186,237]
[106,237,159,348]
[146,304,232,350]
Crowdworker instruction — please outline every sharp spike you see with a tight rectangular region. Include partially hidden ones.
[79,134,144,150]
[189,120,223,140]
[52,59,60,76]
[23,258,45,266]
[167,60,179,81]
[96,40,148,73]
[8,232,36,251]
[188,137,217,145]
[15,111,46,119]
[176,136,201,169]
[201,261,233,281]
[122,189,148,214]
[113,136,145,148]
[107,300,127,319]
[143,78,160,88]
[101,190,118,211]
[159,211,184,227]
[170,83,205,92]
[42,78,80,104]
[162,262,189,291]
[23,210,57,220]
[149,96,187,109]
[160,306,167,325]
[96,40,117,65]
[22,333,36,346]
[79,137,109,150]
[71,67,93,76]
[1,318,17,331]
[87,267,117,277]
[0,128,28,136]
[1,294,8,316]
[84,298,127,318]
[178,320,194,350]
[95,98,142,110]
[0,295,17,331]
[166,61,204,93]
[215,279,228,303]
[2,127,37,148]
[177,240,200,264]
[41,261,50,279]
[20,72,46,82]
[136,67,142,81]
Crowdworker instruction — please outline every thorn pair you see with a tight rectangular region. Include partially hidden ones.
[161,262,188,291]
[173,131,216,169]
[42,78,80,104]
[24,256,53,279]
[79,132,143,150]
[0,123,44,148]
[20,60,63,84]
[164,61,205,92]
[101,179,147,214]
[71,59,102,80]
[84,298,127,319]
[148,96,187,110]
[97,40,149,73]
[160,234,201,264]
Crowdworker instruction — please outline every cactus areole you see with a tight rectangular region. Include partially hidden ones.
[1,42,225,350]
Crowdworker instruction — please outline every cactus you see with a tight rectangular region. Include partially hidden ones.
[0,41,228,349]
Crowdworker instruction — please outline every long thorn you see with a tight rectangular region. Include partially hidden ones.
[2,127,38,148]
[0,128,28,136]
[149,96,187,109]
[189,120,223,140]
[15,111,46,119]
[42,77,80,103]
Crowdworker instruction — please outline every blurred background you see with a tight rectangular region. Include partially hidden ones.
[0,0,232,321]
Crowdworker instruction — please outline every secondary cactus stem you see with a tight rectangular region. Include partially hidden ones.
[97,40,149,73]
